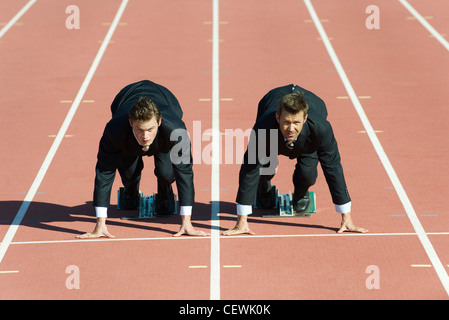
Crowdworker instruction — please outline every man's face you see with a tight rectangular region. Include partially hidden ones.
[129,117,161,147]
[276,110,307,142]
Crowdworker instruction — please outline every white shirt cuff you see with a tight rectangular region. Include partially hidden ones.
[95,206,108,218]
[180,206,192,216]
[96,206,191,217]
[335,201,351,214]
[236,203,252,216]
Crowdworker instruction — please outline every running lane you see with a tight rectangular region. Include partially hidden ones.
[311,0,449,296]
[217,0,448,299]
[1,0,214,299]
[0,0,123,244]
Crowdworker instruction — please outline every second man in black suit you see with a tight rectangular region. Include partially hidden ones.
[224,84,368,235]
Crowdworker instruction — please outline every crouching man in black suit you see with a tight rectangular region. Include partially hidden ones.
[77,80,208,238]
[224,84,368,235]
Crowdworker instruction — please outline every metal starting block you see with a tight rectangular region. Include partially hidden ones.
[117,187,177,220]
[255,185,316,217]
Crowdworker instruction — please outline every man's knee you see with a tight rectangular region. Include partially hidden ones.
[154,166,175,184]
[293,168,317,187]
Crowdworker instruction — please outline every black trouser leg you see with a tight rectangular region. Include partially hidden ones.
[293,152,318,198]
[118,156,143,194]
[154,151,176,199]
[117,156,143,209]
[256,161,277,209]
[257,154,278,191]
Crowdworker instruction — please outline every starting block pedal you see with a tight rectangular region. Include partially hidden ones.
[255,185,316,217]
[117,187,177,220]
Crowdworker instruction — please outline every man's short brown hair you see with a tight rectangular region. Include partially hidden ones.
[277,92,309,117]
[129,97,161,123]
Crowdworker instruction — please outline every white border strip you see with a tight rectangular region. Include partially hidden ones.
[210,0,221,301]
[303,0,449,296]
[0,0,129,264]
[398,0,449,52]
[0,0,37,39]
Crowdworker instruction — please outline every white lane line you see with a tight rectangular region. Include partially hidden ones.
[210,0,221,301]
[411,264,432,268]
[304,0,449,296]
[189,266,208,269]
[223,265,242,268]
[399,0,449,52]
[0,0,36,39]
[0,0,129,264]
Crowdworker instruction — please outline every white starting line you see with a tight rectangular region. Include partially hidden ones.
[2,231,449,246]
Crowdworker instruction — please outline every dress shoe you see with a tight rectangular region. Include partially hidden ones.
[123,187,140,210]
[293,193,310,213]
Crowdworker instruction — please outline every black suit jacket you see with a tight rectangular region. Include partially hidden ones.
[93,80,193,208]
[236,84,350,206]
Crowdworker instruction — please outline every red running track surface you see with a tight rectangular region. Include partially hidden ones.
[0,0,448,301]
